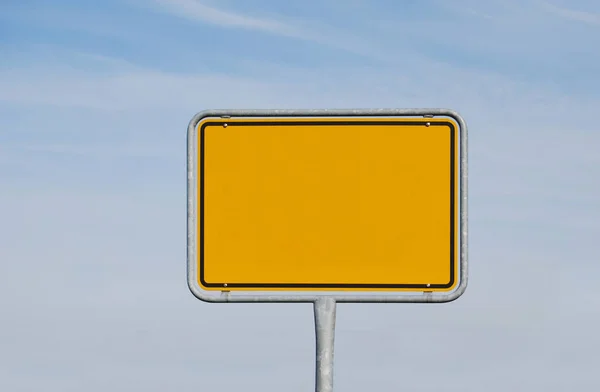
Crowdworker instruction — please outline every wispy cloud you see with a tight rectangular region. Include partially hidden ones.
[150,0,300,35]
[142,0,396,62]
[0,64,281,111]
[21,143,176,159]
[540,1,600,25]
[2,49,598,122]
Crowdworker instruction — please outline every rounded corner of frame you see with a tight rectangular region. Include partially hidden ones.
[188,110,216,133]
[440,278,468,303]
[187,278,220,303]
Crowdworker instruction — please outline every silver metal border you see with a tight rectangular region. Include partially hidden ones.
[187,109,468,303]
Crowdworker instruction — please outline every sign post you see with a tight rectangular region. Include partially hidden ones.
[187,109,468,391]
[314,297,336,392]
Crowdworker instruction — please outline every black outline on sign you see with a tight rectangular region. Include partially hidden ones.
[199,120,456,289]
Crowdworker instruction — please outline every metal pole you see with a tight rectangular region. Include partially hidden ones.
[314,297,336,392]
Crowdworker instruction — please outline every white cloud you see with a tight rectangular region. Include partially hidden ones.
[142,0,396,61]
[2,50,598,123]
[0,65,279,111]
[21,143,176,159]
[150,0,300,35]
[540,1,600,25]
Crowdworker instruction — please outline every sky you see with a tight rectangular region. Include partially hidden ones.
[1,0,599,390]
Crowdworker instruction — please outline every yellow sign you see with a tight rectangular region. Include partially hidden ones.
[197,116,459,292]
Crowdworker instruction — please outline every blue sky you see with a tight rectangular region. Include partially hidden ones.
[1,1,599,391]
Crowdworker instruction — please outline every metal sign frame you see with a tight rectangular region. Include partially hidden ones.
[187,108,468,304]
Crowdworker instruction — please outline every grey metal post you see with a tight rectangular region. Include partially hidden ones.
[314,297,337,392]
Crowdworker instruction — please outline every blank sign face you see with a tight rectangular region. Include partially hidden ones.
[197,117,459,292]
